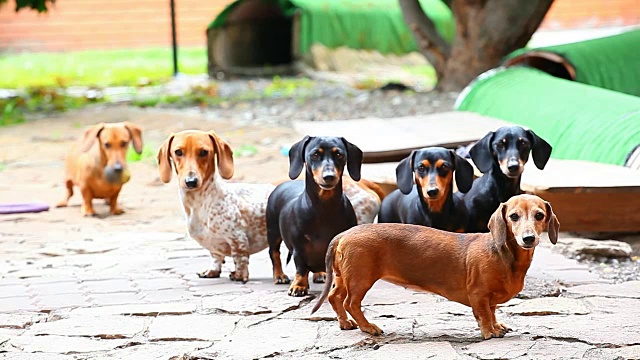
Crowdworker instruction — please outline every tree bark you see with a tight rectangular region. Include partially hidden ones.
[400,0,554,92]
[398,0,451,81]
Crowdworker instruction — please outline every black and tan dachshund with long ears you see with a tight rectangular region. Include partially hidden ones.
[458,125,552,232]
[378,147,474,231]
[266,136,363,297]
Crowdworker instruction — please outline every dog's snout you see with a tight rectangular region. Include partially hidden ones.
[185,176,199,189]
[507,159,520,173]
[322,168,337,183]
[113,162,123,172]
[522,234,536,245]
[426,187,439,198]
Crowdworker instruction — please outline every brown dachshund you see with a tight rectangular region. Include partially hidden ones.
[57,122,143,216]
[311,194,560,340]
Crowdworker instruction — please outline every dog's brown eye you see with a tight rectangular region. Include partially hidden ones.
[440,164,449,171]
[535,212,544,221]
[175,149,183,157]
[120,141,127,148]
[509,213,519,221]
[310,152,320,160]
[104,142,111,149]
[417,165,426,172]
[199,149,208,157]
[496,141,505,149]
[335,152,344,159]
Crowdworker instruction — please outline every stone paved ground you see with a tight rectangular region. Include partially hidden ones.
[1,106,640,359]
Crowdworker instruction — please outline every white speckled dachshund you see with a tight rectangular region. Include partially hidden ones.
[157,130,383,284]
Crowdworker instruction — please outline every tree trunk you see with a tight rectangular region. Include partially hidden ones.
[400,0,554,92]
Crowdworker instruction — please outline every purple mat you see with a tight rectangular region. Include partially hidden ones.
[0,203,50,215]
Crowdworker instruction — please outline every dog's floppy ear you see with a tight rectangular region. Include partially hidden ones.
[469,131,495,173]
[526,129,552,170]
[208,131,234,180]
[124,122,144,154]
[396,151,416,195]
[81,123,105,152]
[157,134,175,183]
[488,203,507,248]
[288,136,312,180]
[545,201,560,245]
[341,137,363,182]
[450,150,474,193]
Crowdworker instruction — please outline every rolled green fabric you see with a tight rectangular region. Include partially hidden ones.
[455,66,640,166]
[504,29,640,97]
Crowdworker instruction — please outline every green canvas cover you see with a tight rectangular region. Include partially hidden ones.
[455,67,640,166]
[208,0,454,56]
[506,29,640,97]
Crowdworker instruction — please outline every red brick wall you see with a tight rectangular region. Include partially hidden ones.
[0,0,235,51]
[0,0,638,52]
[541,0,640,30]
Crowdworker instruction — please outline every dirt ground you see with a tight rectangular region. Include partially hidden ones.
[3,105,640,359]
[0,105,297,242]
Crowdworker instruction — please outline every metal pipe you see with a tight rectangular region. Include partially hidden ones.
[170,0,178,76]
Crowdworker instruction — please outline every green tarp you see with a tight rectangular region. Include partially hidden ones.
[456,67,640,166]
[208,0,454,56]
[506,29,640,97]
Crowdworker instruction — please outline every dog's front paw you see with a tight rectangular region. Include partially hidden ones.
[110,208,125,215]
[359,323,383,336]
[338,319,358,330]
[494,322,512,334]
[55,200,68,208]
[312,272,326,283]
[83,212,98,217]
[229,270,249,284]
[273,272,291,284]
[288,283,308,297]
[481,326,506,340]
[198,269,221,278]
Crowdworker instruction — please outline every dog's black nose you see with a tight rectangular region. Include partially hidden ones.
[426,187,439,198]
[507,161,520,173]
[185,177,199,189]
[323,174,336,183]
[113,162,123,172]
[522,235,536,245]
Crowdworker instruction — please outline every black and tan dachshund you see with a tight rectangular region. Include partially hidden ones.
[458,125,552,232]
[378,147,474,231]
[266,136,363,297]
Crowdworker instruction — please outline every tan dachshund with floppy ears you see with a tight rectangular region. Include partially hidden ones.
[312,194,559,340]
[57,122,143,216]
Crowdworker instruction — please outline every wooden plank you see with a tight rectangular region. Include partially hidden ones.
[361,159,640,232]
[293,112,509,163]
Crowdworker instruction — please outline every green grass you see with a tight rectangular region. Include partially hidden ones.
[0,47,208,88]
[126,144,156,163]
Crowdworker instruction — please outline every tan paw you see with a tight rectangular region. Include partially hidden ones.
[312,272,326,283]
[338,319,358,330]
[229,270,249,283]
[360,323,383,336]
[288,283,308,297]
[495,322,511,334]
[110,208,125,215]
[55,201,68,208]
[481,327,506,340]
[273,273,291,284]
[198,269,221,278]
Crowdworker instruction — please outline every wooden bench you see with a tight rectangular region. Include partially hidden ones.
[293,111,509,163]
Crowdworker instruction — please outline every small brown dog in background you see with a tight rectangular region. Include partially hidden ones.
[57,122,143,216]
[311,194,559,340]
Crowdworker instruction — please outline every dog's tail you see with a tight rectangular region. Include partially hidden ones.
[310,232,343,314]
[358,178,387,202]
